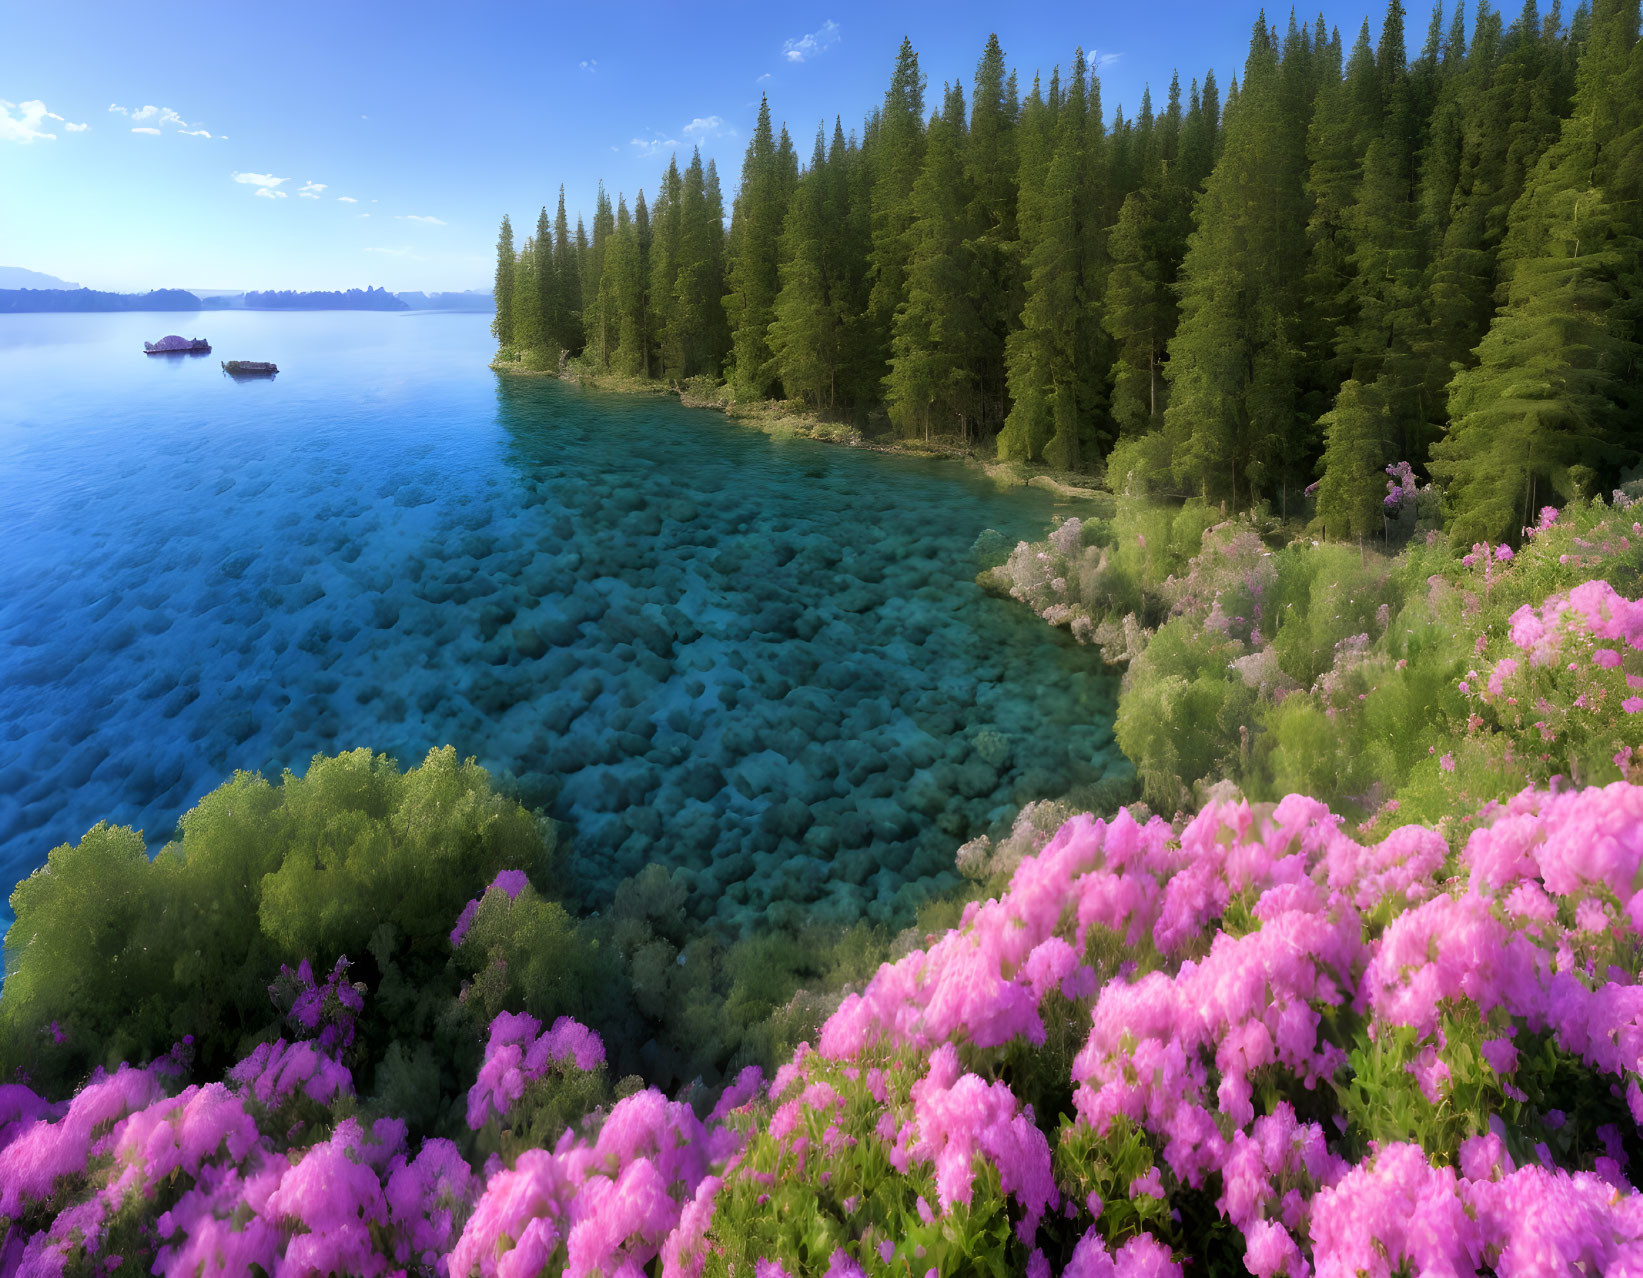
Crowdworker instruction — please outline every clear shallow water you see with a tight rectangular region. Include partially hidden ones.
[0,312,1122,932]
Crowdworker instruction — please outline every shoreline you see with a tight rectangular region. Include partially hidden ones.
[490,352,1110,504]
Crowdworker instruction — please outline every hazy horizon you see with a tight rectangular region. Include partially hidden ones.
[0,267,491,297]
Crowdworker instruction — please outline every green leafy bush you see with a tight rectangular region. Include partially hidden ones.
[2,746,553,1098]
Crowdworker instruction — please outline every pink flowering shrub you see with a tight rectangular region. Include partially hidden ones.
[448,1085,734,1278]
[465,1012,611,1158]
[699,787,1643,1274]
[1456,579,1643,788]
[14,782,1643,1273]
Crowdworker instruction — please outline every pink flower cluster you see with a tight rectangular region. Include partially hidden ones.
[449,1086,738,1278]
[892,1042,1056,1239]
[1310,1140,1643,1274]
[1464,579,1643,777]
[18,777,1643,1275]
[466,1011,608,1130]
[0,1054,475,1277]
[805,784,1643,1272]
[1506,580,1643,666]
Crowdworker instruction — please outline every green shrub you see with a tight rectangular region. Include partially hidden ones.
[1116,619,1257,811]
[2,747,554,1098]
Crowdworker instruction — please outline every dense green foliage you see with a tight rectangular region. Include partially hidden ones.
[992,488,1643,825]
[494,2,1643,544]
[0,748,894,1127]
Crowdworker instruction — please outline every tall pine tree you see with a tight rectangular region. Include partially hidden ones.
[886,82,986,440]
[492,214,516,347]
[724,98,791,398]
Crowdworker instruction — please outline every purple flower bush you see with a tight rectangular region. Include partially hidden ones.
[10,780,1643,1273]
[1453,578,1643,790]
[466,1011,607,1130]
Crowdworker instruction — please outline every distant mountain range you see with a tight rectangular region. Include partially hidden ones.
[0,267,81,290]
[0,288,202,314]
[0,270,493,313]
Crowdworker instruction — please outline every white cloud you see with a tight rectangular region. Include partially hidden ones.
[398,214,446,225]
[298,180,327,198]
[755,73,771,84]
[1,99,73,143]
[579,59,597,72]
[254,187,289,199]
[110,104,190,128]
[232,172,288,188]
[630,134,678,158]
[683,115,726,138]
[1091,50,1123,71]
[131,126,162,135]
[65,121,89,133]
[338,195,358,203]
[179,128,212,138]
[782,19,840,63]
[357,212,371,218]
[366,246,424,260]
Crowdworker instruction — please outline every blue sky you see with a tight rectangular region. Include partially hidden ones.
[0,0,1422,293]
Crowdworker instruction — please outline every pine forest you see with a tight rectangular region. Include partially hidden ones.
[494,0,1643,548]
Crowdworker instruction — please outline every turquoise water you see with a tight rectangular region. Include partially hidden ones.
[0,312,1121,932]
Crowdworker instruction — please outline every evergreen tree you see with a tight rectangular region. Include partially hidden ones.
[597,196,639,374]
[1315,378,1393,538]
[1433,0,1643,543]
[512,238,545,358]
[828,121,879,407]
[585,186,616,367]
[1301,22,1372,405]
[1417,2,1574,435]
[671,151,729,378]
[864,38,928,390]
[610,191,653,375]
[769,130,841,408]
[651,158,685,378]
[999,49,1108,469]
[553,186,581,352]
[724,98,790,398]
[533,205,557,358]
[482,12,1640,516]
[1338,2,1428,458]
[1178,71,1221,190]
[1163,15,1311,507]
[1104,188,1174,435]
[964,34,1021,435]
[886,82,986,440]
[492,214,516,347]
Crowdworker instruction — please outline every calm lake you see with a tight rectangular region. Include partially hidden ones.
[0,311,1122,933]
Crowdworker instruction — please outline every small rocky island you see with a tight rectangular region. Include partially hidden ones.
[222,360,278,376]
[143,334,210,354]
